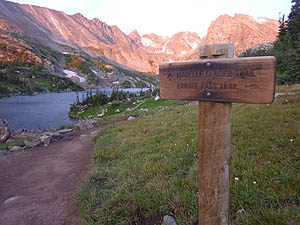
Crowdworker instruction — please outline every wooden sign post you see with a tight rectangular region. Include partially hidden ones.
[159,43,276,225]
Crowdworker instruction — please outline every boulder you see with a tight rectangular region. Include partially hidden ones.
[79,123,88,131]
[40,135,51,146]
[8,146,23,151]
[163,215,177,225]
[58,128,73,134]
[97,113,105,117]
[48,132,62,140]
[128,116,135,121]
[24,139,41,148]
[139,108,149,113]
[12,129,25,136]
[4,196,27,204]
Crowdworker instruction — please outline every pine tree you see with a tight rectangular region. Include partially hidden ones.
[274,0,300,83]
[288,0,300,45]
[286,0,300,83]
[275,15,291,82]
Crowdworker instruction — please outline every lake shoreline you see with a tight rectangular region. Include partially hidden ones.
[0,118,98,154]
[0,88,148,130]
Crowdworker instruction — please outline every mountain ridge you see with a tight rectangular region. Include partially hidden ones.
[0,0,279,74]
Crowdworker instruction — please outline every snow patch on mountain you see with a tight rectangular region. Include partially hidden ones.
[180,50,187,56]
[63,70,86,82]
[162,39,169,53]
[252,17,266,24]
[141,37,156,47]
[155,39,170,53]
[50,16,63,35]
[166,49,174,55]
[185,38,199,50]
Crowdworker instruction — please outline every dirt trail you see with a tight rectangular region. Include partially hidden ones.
[0,126,103,225]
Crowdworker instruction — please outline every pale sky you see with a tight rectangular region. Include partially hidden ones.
[7,0,291,37]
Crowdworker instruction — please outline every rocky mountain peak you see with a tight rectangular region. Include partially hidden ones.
[163,32,201,56]
[202,14,279,57]
[72,12,85,19]
[0,1,280,74]
[91,18,106,26]
[128,29,141,45]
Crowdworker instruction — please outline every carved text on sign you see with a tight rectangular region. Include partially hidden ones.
[176,82,238,90]
[159,56,276,104]
[175,68,256,79]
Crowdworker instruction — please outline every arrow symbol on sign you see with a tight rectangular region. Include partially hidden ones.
[245,84,259,90]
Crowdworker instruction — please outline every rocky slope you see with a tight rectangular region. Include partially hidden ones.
[130,14,279,70]
[0,0,279,75]
[201,14,279,56]
[0,1,157,97]
[0,31,157,98]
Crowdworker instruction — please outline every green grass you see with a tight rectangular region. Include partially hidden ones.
[70,96,187,123]
[276,84,300,93]
[0,136,35,151]
[139,98,186,111]
[77,103,199,225]
[230,94,300,224]
[77,91,300,224]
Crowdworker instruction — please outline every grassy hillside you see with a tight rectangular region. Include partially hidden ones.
[77,86,300,224]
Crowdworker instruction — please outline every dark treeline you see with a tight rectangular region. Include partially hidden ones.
[72,88,160,108]
[240,0,300,84]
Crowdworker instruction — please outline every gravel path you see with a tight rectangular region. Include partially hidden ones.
[0,126,103,225]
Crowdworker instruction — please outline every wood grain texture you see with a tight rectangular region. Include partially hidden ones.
[197,43,233,225]
[199,43,234,59]
[198,102,231,225]
[159,56,276,104]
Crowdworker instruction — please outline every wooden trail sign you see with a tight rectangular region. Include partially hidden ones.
[159,43,276,225]
[160,56,276,104]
